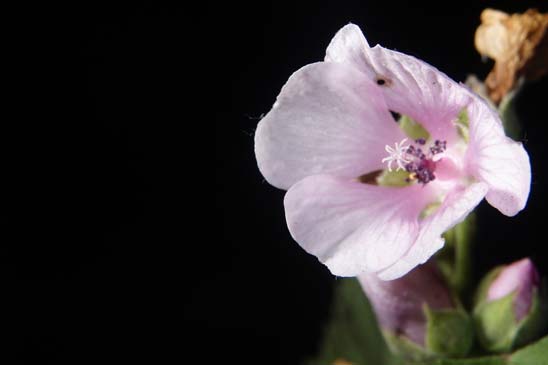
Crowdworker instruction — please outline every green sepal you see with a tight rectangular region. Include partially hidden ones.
[474,270,547,353]
[455,109,470,142]
[382,330,433,362]
[376,169,413,187]
[424,305,474,358]
[473,267,504,306]
[473,290,518,353]
[399,114,430,140]
[513,289,548,350]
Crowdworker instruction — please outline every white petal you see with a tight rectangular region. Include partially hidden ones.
[326,24,472,142]
[254,61,405,190]
[466,99,531,216]
[378,182,489,280]
[325,23,371,70]
[284,174,436,276]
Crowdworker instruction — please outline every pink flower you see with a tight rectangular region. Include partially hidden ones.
[487,258,539,321]
[254,24,530,280]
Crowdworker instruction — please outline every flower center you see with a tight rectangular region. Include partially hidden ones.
[382,138,447,185]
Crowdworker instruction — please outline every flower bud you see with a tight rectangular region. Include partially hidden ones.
[358,262,473,360]
[473,258,547,353]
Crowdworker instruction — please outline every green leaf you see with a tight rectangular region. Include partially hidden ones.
[410,338,548,365]
[509,335,548,365]
[308,278,400,365]
[415,355,507,365]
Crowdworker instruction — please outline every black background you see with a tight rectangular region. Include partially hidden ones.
[5,1,548,363]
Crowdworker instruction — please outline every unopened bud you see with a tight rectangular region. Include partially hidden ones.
[358,263,473,360]
[474,258,547,353]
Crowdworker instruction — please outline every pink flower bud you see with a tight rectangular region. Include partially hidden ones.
[487,258,540,321]
[357,262,453,346]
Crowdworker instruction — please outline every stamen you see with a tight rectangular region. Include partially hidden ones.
[382,138,448,185]
[430,140,447,155]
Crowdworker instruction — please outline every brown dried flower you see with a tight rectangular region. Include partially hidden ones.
[475,8,548,103]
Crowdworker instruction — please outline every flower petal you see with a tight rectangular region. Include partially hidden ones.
[325,23,371,72]
[466,99,531,216]
[378,182,489,280]
[284,174,436,276]
[326,24,472,142]
[254,61,404,190]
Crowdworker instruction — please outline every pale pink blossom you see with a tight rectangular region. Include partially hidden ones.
[254,24,530,280]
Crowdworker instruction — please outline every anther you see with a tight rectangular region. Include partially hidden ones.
[430,140,447,155]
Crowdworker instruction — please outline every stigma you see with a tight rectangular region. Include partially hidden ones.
[382,138,447,185]
[381,138,411,172]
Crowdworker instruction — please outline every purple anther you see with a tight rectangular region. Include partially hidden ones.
[401,139,448,185]
[413,159,437,185]
[430,140,447,155]
[405,162,418,172]
[407,145,425,159]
